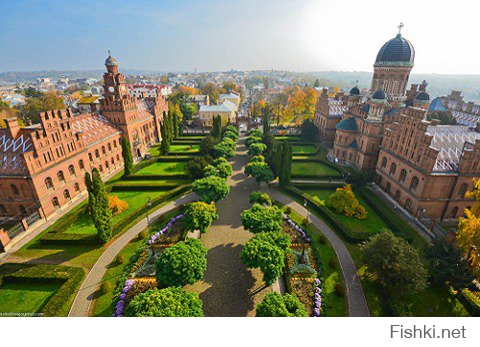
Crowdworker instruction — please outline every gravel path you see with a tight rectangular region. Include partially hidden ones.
[185,137,272,316]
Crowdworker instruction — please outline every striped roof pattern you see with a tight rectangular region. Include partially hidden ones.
[72,114,120,147]
[328,98,347,117]
[0,130,31,174]
[426,125,480,172]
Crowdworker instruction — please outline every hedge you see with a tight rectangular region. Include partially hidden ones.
[0,263,86,316]
[458,289,480,317]
[293,182,343,190]
[154,156,194,162]
[292,174,343,180]
[292,158,346,175]
[282,185,371,243]
[41,185,192,246]
[123,174,189,181]
[110,184,180,192]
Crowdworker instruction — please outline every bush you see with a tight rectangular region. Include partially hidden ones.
[100,281,112,295]
[183,202,218,233]
[247,142,266,156]
[222,130,238,141]
[138,229,149,240]
[329,257,338,269]
[249,191,272,205]
[256,292,307,317]
[334,283,345,297]
[185,156,212,179]
[241,203,283,234]
[125,287,203,317]
[192,175,230,202]
[108,195,128,216]
[213,138,236,158]
[116,254,126,264]
[285,206,292,215]
[318,234,327,244]
[327,184,367,220]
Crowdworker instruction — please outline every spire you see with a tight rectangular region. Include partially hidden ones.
[397,22,404,36]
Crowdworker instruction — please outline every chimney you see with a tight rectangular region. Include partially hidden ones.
[5,117,20,138]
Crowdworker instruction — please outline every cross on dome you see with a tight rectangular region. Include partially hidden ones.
[398,22,404,35]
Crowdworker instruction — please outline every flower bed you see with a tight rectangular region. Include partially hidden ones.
[283,214,322,317]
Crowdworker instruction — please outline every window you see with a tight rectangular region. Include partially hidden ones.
[63,189,71,200]
[399,169,407,182]
[116,154,120,161]
[101,146,106,155]
[79,160,85,170]
[381,157,387,168]
[19,205,28,217]
[113,140,117,148]
[111,157,115,165]
[99,165,103,172]
[95,149,100,158]
[389,163,397,175]
[88,153,93,162]
[409,176,419,191]
[458,183,468,198]
[45,177,54,189]
[449,206,459,219]
[52,197,60,209]
[74,183,80,192]
[105,160,109,169]
[386,182,391,193]
[394,190,401,200]
[108,143,111,151]
[68,164,76,176]
[0,204,7,217]
[11,184,19,196]
[405,198,412,211]
[57,171,65,182]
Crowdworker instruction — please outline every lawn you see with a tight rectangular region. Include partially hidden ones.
[292,161,342,178]
[0,280,61,315]
[134,161,186,176]
[169,144,200,153]
[292,145,317,155]
[113,179,190,187]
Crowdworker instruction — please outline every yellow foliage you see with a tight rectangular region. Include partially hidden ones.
[327,184,368,220]
[108,195,128,216]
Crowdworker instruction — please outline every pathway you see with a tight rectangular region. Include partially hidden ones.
[265,188,370,317]
[68,193,196,317]
[185,137,272,316]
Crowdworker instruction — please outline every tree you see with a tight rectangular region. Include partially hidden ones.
[249,191,272,205]
[20,91,64,123]
[183,202,218,234]
[160,115,170,155]
[327,184,367,219]
[300,118,319,142]
[185,156,212,179]
[125,288,203,317]
[85,172,93,214]
[247,142,266,156]
[203,164,219,177]
[240,203,283,234]
[155,238,207,287]
[91,168,112,242]
[121,137,133,176]
[211,115,222,139]
[225,125,239,136]
[275,141,292,186]
[249,155,265,163]
[241,232,290,285]
[222,130,238,141]
[192,175,230,202]
[212,157,232,178]
[246,135,262,148]
[262,104,272,135]
[173,108,179,138]
[199,82,220,103]
[256,292,307,317]
[213,138,235,158]
[244,161,274,186]
[426,238,475,290]
[360,230,428,298]
[200,135,219,156]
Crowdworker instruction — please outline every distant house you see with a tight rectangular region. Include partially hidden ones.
[128,84,171,98]
[218,92,240,107]
[189,94,210,107]
[199,100,237,126]
[2,93,26,107]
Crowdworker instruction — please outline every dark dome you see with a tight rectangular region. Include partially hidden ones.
[372,89,386,100]
[375,34,415,66]
[105,55,118,67]
[350,85,360,96]
[415,91,430,101]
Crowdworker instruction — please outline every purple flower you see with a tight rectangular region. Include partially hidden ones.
[120,293,126,300]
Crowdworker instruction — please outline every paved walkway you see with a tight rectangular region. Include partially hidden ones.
[264,188,370,317]
[185,137,272,316]
[68,193,196,317]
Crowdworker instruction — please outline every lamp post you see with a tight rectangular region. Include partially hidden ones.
[146,197,152,226]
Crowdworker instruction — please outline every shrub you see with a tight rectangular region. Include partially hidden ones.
[155,238,207,288]
[192,175,230,202]
[138,229,149,240]
[108,195,128,216]
[244,161,274,186]
[256,292,307,317]
[241,203,283,234]
[327,184,367,220]
[116,254,126,264]
[334,283,345,297]
[246,135,262,148]
[249,155,265,163]
[183,202,218,233]
[203,164,220,177]
[318,234,327,244]
[285,206,292,215]
[213,138,236,158]
[225,125,239,136]
[199,135,219,156]
[222,130,238,141]
[185,156,212,179]
[125,287,203,317]
[247,142,267,156]
[100,281,112,295]
[212,157,232,178]
[329,257,338,269]
[249,191,272,205]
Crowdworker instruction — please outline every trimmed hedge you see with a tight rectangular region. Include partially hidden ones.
[292,158,346,174]
[0,263,86,316]
[130,158,158,175]
[110,184,180,192]
[123,174,190,181]
[293,182,343,190]
[154,156,194,162]
[41,185,191,246]
[292,174,342,180]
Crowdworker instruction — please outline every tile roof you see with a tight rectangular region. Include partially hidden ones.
[0,129,31,174]
[335,117,358,131]
[72,114,120,147]
[77,95,100,104]
[328,98,347,117]
[429,97,446,112]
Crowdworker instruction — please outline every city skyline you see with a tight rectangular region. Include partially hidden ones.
[1,0,479,74]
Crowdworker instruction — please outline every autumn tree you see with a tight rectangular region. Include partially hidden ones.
[327,184,367,220]
[20,91,64,123]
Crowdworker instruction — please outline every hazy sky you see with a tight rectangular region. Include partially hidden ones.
[0,0,478,74]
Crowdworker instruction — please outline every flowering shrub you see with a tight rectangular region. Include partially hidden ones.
[313,278,322,317]
[326,184,367,220]
[108,195,128,216]
[148,214,184,245]
[113,279,134,317]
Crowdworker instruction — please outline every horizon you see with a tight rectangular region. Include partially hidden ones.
[1,0,479,74]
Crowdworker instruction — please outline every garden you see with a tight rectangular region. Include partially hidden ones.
[291,161,343,179]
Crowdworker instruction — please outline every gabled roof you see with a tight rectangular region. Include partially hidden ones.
[71,114,120,147]
[429,97,446,112]
[77,95,100,104]
[335,117,358,131]
[0,128,31,175]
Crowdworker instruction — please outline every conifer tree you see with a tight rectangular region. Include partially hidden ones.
[121,137,133,176]
[91,168,112,243]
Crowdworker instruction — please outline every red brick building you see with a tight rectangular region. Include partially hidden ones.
[0,54,168,223]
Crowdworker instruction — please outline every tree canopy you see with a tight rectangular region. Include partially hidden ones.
[256,292,307,317]
[247,142,267,156]
[249,191,272,206]
[183,202,218,234]
[192,175,230,202]
[240,203,283,234]
[244,161,274,185]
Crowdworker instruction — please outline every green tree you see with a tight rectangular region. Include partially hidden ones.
[426,238,475,290]
[183,202,218,234]
[20,91,64,123]
[300,118,319,142]
[155,238,207,287]
[121,137,133,176]
[262,104,272,135]
[125,288,203,317]
[249,191,272,205]
[244,161,274,186]
[241,232,290,285]
[185,156,212,179]
[91,168,112,243]
[211,115,222,139]
[240,203,283,234]
[173,110,179,138]
[212,157,232,178]
[85,172,94,214]
[213,138,235,158]
[200,135,219,156]
[249,155,265,163]
[160,113,170,155]
[360,230,428,298]
[246,135,262,148]
[225,125,239,136]
[192,175,230,202]
[247,142,266,156]
[222,130,238,141]
[277,141,292,186]
[256,292,307,317]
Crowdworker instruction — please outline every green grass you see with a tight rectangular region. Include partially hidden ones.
[113,179,190,187]
[292,145,317,155]
[292,161,342,178]
[169,144,200,153]
[0,280,62,315]
[135,161,186,176]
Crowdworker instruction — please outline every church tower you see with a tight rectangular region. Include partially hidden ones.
[370,23,415,101]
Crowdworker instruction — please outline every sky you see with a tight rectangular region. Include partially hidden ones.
[0,0,479,74]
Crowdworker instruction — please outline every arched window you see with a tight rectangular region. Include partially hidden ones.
[458,183,468,198]
[52,197,60,209]
[68,164,76,176]
[74,183,80,192]
[19,205,28,217]
[105,160,109,169]
[389,162,397,175]
[101,146,106,155]
[399,169,407,182]
[386,182,391,193]
[381,157,387,168]
[111,157,115,165]
[107,143,111,151]
[99,165,103,172]
[45,177,54,189]
[88,153,93,162]
[113,140,117,148]
[449,206,459,219]
[0,204,7,217]
[409,176,419,191]
[79,160,85,170]
[57,171,65,182]
[116,154,120,161]
[394,190,401,200]
[63,189,71,200]
[11,184,19,196]
[95,149,100,158]
[405,198,412,211]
